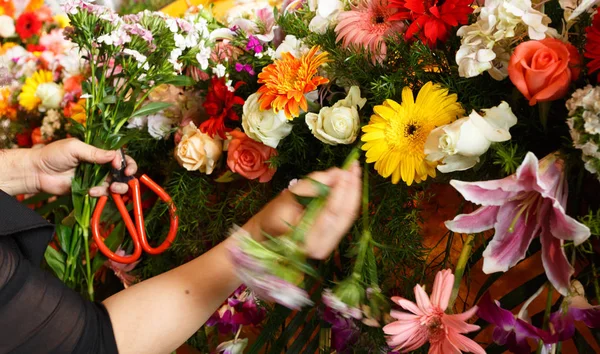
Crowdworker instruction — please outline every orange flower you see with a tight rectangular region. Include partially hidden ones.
[0,87,17,121]
[0,0,15,17]
[257,46,330,120]
[64,98,86,125]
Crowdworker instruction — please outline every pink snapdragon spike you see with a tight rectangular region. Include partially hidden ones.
[477,292,550,354]
[383,269,485,354]
[445,152,591,295]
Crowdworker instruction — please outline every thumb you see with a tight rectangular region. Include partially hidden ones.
[70,140,116,164]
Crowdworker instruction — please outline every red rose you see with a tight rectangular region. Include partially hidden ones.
[508,38,580,106]
[227,131,277,183]
[200,77,245,139]
[16,12,42,40]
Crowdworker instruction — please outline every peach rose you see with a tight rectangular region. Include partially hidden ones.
[227,131,277,183]
[508,38,580,106]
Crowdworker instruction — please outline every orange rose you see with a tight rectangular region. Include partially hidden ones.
[508,38,580,106]
[227,131,277,183]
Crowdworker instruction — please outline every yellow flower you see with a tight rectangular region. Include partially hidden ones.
[53,14,70,28]
[0,87,16,120]
[257,46,329,120]
[0,42,17,55]
[18,70,53,111]
[70,98,86,125]
[361,82,464,185]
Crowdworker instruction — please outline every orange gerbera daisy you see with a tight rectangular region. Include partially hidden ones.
[0,87,17,120]
[257,46,330,120]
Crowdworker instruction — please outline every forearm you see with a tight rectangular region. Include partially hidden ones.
[103,235,243,354]
[0,149,38,196]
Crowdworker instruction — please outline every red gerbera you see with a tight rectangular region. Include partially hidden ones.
[26,44,45,53]
[585,11,600,80]
[389,0,474,47]
[16,12,42,40]
[200,77,245,139]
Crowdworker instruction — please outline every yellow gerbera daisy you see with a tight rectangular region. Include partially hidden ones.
[18,70,53,111]
[361,82,464,185]
[257,46,330,120]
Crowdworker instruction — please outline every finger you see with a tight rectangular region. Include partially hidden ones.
[89,181,110,197]
[288,168,345,197]
[124,155,138,176]
[69,139,116,165]
[110,182,129,195]
[305,166,362,259]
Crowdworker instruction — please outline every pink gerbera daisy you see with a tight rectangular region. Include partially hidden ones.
[383,269,485,354]
[335,0,405,64]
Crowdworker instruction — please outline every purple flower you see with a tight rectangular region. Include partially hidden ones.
[547,282,600,343]
[207,285,266,335]
[235,63,255,76]
[216,338,248,354]
[322,288,362,320]
[322,306,359,353]
[445,153,591,295]
[477,292,551,354]
[123,24,154,43]
[246,35,263,54]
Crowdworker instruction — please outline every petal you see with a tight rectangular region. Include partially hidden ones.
[540,225,574,296]
[492,327,512,346]
[443,312,480,333]
[437,154,480,173]
[449,178,520,206]
[391,296,425,316]
[570,307,600,328]
[549,199,591,245]
[447,331,486,354]
[549,311,575,342]
[414,284,433,312]
[482,199,540,273]
[476,292,516,328]
[431,269,454,310]
[445,206,500,234]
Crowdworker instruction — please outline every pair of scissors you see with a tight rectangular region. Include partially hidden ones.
[91,148,179,264]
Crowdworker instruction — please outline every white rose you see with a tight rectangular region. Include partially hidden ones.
[147,113,174,140]
[0,16,15,38]
[308,0,343,34]
[425,101,517,173]
[306,106,360,145]
[306,86,365,145]
[175,123,223,174]
[36,82,64,111]
[275,35,310,59]
[242,93,292,148]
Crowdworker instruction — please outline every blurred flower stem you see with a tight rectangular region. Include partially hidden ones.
[448,233,476,311]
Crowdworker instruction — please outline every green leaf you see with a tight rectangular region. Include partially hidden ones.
[214,170,239,183]
[35,195,70,217]
[102,95,117,104]
[162,75,195,87]
[44,246,66,279]
[130,102,172,118]
[20,193,53,205]
[55,219,73,254]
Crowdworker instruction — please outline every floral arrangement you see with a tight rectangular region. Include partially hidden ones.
[0,0,82,149]
[4,0,600,352]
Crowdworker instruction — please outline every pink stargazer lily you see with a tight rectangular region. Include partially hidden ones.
[383,269,485,354]
[445,152,591,295]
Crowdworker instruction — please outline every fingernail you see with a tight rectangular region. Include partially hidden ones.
[89,189,99,197]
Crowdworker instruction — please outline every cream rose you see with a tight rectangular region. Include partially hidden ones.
[36,82,64,111]
[242,93,292,148]
[305,86,366,145]
[175,123,223,174]
[425,101,517,173]
[0,16,15,38]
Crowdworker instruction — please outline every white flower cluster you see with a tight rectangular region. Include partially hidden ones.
[566,85,600,177]
[41,110,62,140]
[168,15,212,73]
[456,0,552,80]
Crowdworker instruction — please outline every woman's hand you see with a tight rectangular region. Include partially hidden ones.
[244,162,362,259]
[34,139,137,196]
[0,138,137,196]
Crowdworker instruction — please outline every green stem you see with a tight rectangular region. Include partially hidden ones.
[448,234,476,311]
[542,284,554,330]
[82,195,94,301]
[592,262,600,303]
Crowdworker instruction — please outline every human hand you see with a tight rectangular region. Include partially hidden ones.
[244,162,362,259]
[32,138,137,196]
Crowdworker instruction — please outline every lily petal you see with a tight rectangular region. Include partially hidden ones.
[549,199,591,245]
[445,206,500,234]
[540,226,574,296]
[482,199,540,274]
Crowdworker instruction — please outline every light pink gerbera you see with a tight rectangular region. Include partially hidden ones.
[383,269,485,354]
[335,0,405,63]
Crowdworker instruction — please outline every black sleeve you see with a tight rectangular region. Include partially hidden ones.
[0,191,119,354]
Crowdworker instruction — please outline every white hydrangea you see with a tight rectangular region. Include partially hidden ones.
[41,109,62,139]
[566,85,600,181]
[456,0,552,79]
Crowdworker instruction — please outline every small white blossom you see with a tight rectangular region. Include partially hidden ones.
[169,48,183,72]
[123,49,149,70]
[196,45,211,70]
[212,64,227,78]
[166,18,179,33]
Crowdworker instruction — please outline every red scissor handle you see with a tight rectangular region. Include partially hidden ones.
[91,174,179,264]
